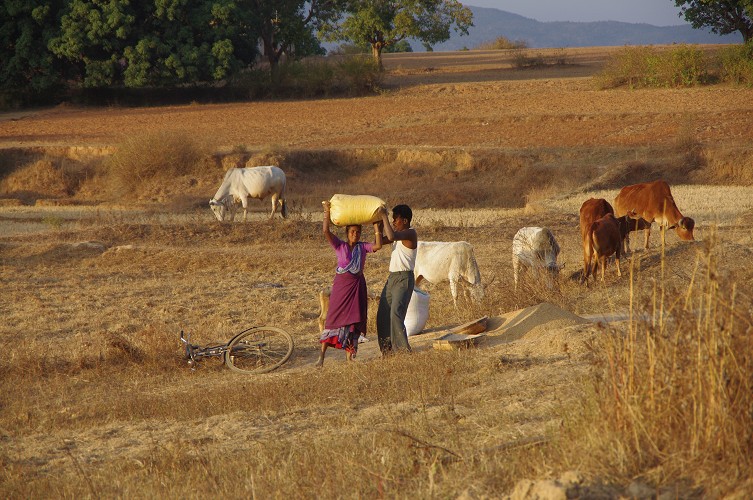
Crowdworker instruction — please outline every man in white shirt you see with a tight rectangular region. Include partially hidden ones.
[376,204,418,355]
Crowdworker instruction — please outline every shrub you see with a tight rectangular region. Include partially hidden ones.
[229,68,272,99]
[719,42,753,86]
[0,158,77,198]
[595,45,710,89]
[107,131,207,197]
[277,58,337,98]
[336,55,383,94]
[595,46,658,89]
[510,49,569,69]
[328,43,369,56]
[232,56,382,98]
[661,44,709,86]
[476,36,528,50]
[385,40,413,53]
[511,50,544,69]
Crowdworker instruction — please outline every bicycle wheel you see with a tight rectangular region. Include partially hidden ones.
[224,326,294,374]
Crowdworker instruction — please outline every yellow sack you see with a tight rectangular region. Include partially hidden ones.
[328,194,386,226]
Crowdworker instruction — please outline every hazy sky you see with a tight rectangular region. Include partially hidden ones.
[466,1,687,26]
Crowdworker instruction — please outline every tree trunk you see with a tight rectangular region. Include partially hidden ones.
[261,32,282,83]
[742,27,752,43]
[371,44,384,71]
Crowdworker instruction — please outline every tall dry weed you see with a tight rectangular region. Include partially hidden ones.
[107,131,209,198]
[0,158,75,200]
[565,234,753,493]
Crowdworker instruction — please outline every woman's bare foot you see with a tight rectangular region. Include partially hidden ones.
[315,354,324,367]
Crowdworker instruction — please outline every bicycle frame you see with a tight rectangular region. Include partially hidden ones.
[180,326,294,374]
[180,330,228,367]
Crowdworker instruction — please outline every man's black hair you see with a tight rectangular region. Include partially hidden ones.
[392,204,412,226]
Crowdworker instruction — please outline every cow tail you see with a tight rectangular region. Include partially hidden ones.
[281,174,288,218]
[584,223,597,278]
[588,223,598,255]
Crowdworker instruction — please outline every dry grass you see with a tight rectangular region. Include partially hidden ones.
[3,199,751,497]
[554,237,753,495]
[106,131,212,199]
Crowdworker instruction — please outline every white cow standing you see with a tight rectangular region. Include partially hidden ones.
[512,227,562,289]
[209,166,288,222]
[414,241,484,306]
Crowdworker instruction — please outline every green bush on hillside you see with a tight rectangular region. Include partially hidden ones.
[476,36,528,50]
[234,56,382,99]
[596,45,710,89]
[719,42,753,86]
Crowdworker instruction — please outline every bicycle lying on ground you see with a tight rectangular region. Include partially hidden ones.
[180,326,294,374]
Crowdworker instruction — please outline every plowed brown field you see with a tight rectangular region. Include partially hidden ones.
[2,47,751,152]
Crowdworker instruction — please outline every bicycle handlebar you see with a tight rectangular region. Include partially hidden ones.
[180,330,196,365]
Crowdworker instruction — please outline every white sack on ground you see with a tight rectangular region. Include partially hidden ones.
[405,287,430,336]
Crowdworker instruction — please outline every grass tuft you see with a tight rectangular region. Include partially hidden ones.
[106,131,209,199]
[558,236,753,494]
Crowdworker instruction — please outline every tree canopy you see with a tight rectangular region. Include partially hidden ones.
[0,1,68,101]
[48,0,259,88]
[675,0,753,42]
[242,0,339,76]
[2,0,473,104]
[319,0,473,68]
[1,0,340,104]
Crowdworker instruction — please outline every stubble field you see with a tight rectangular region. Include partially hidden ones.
[2,47,753,498]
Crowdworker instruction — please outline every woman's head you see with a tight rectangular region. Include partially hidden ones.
[346,224,362,245]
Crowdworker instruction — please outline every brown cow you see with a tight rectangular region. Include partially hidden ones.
[582,213,622,283]
[579,198,632,240]
[613,180,695,252]
[579,198,630,281]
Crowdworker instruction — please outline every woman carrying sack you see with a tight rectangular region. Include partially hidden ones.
[317,201,384,366]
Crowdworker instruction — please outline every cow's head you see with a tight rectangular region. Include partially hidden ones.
[675,216,695,241]
[543,262,565,290]
[615,215,631,241]
[546,262,565,275]
[469,282,485,303]
[209,198,227,222]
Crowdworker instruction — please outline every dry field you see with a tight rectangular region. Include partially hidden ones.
[2,47,753,498]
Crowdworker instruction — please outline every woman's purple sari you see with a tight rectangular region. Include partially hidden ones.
[320,240,370,354]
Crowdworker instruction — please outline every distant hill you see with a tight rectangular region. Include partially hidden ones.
[424,6,741,51]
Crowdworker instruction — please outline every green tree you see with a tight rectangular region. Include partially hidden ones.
[384,39,413,53]
[49,0,260,88]
[675,0,753,43]
[320,0,473,69]
[0,0,68,104]
[241,0,339,78]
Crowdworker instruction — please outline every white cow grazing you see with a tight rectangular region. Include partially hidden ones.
[414,241,484,306]
[209,166,288,222]
[512,227,562,289]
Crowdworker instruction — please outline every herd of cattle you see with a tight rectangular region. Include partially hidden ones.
[208,166,695,302]
[514,179,694,287]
